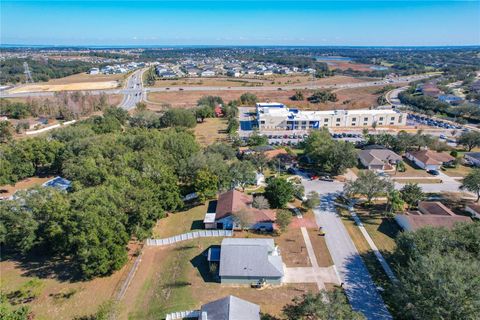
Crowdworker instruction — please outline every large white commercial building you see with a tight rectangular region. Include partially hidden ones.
[256,103,407,131]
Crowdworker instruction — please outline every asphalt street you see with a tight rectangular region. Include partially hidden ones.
[118,68,146,110]
[301,177,392,320]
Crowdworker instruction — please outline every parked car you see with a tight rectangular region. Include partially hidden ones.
[319,175,334,182]
[427,169,440,176]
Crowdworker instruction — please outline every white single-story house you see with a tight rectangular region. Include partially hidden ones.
[405,149,455,171]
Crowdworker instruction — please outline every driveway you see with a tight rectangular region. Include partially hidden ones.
[301,178,392,320]
[394,171,462,193]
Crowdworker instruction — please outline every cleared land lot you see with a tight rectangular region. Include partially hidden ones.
[151,75,371,88]
[7,73,126,93]
[0,176,53,198]
[147,85,386,110]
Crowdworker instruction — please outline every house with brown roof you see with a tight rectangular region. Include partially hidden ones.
[405,149,455,171]
[358,149,402,171]
[395,201,471,231]
[204,190,276,231]
[421,83,442,98]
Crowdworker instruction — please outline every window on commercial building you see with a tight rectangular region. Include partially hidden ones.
[391,117,395,121]
[379,117,384,121]
[390,122,394,125]
[363,123,368,126]
[336,118,341,122]
[364,117,368,121]
[324,118,329,122]
[260,121,265,124]
[352,117,357,121]
[352,123,356,126]
[336,123,340,126]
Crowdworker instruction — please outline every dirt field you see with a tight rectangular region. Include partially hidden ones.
[147,84,385,110]
[193,118,228,146]
[8,81,119,94]
[319,60,380,72]
[120,238,318,319]
[151,75,371,88]
[46,72,126,85]
[0,176,54,198]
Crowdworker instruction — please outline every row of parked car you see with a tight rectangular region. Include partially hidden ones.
[407,114,464,130]
[331,133,363,139]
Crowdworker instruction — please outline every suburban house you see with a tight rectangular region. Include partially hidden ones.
[464,152,480,167]
[203,190,276,231]
[199,295,260,320]
[395,201,472,231]
[358,149,402,171]
[465,204,480,219]
[421,83,442,98]
[405,149,455,170]
[165,295,260,320]
[209,238,284,284]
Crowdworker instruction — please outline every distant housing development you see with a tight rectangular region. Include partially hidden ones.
[256,103,407,130]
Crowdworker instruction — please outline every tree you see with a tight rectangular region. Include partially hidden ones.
[303,191,320,209]
[389,224,480,320]
[135,102,147,112]
[282,290,365,320]
[232,208,255,229]
[307,90,338,103]
[458,131,480,151]
[197,95,224,108]
[253,195,270,209]
[230,161,256,191]
[265,177,295,208]
[290,91,305,101]
[159,109,196,128]
[461,168,480,201]
[386,190,405,217]
[344,170,393,204]
[303,129,357,175]
[247,131,268,146]
[400,183,425,208]
[205,142,237,160]
[239,93,258,105]
[395,160,406,173]
[195,105,214,122]
[246,152,269,173]
[193,169,218,202]
[276,209,292,233]
[0,121,14,143]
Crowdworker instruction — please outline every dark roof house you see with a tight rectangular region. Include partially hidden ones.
[395,201,471,231]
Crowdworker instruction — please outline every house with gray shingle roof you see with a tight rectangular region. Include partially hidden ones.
[199,295,260,320]
[214,238,284,284]
[358,149,402,171]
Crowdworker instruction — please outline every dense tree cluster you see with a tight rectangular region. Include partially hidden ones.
[388,223,480,320]
[307,90,338,104]
[303,129,357,175]
[364,130,449,154]
[0,58,97,84]
[0,108,258,279]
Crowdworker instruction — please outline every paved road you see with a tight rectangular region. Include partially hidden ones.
[301,178,392,320]
[394,171,462,193]
[119,68,146,110]
[0,73,434,99]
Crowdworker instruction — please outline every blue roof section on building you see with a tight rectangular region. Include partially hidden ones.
[42,176,72,191]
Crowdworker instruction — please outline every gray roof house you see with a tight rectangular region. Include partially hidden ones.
[358,149,402,171]
[217,238,284,284]
[200,295,260,320]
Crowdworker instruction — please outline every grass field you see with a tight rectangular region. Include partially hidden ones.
[151,204,207,238]
[193,118,228,146]
[392,178,442,184]
[441,164,472,178]
[150,75,371,88]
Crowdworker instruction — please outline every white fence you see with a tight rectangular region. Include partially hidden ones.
[165,310,200,320]
[146,230,233,246]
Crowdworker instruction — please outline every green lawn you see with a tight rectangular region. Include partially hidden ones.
[441,165,472,178]
[152,204,207,238]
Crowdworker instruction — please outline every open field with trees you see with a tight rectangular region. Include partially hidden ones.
[147,85,385,110]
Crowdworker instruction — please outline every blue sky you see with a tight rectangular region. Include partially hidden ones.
[1,1,479,46]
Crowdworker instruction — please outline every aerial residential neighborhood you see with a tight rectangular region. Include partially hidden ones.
[1,1,479,320]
